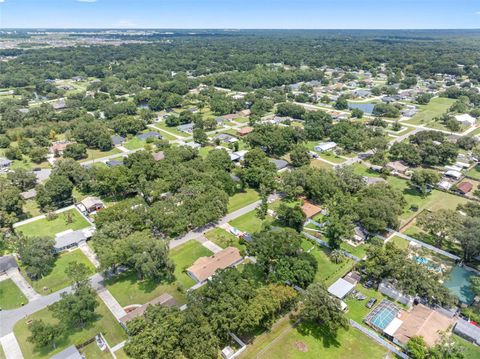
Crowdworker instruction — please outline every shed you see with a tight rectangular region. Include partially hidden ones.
[455,114,476,127]
[152,151,165,161]
[453,318,480,345]
[457,182,473,195]
[378,280,414,307]
[106,159,123,167]
[79,196,104,213]
[20,188,37,200]
[445,170,462,180]
[327,278,355,300]
[301,200,322,219]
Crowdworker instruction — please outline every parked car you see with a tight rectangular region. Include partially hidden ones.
[95,335,107,351]
[366,297,377,308]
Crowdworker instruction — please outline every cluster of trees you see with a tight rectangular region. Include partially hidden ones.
[407,334,466,359]
[246,124,303,156]
[389,131,458,166]
[364,242,455,307]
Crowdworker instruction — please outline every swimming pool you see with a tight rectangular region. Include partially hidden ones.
[444,266,476,305]
[365,299,400,331]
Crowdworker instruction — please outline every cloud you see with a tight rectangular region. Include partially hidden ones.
[475,11,480,15]
[0,0,5,3]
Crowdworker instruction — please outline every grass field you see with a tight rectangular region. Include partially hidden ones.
[466,165,480,180]
[390,235,410,250]
[153,122,189,138]
[0,279,28,309]
[15,209,90,238]
[204,228,246,251]
[13,297,126,359]
[170,241,213,288]
[23,200,42,217]
[229,210,273,234]
[301,240,354,286]
[105,270,186,307]
[79,341,113,359]
[22,249,96,294]
[405,97,456,126]
[81,148,121,162]
[228,188,260,213]
[123,137,146,150]
[241,317,387,359]
[344,284,385,323]
[114,348,131,359]
[452,334,480,358]
[310,159,334,169]
[0,344,5,359]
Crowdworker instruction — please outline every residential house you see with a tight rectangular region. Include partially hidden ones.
[50,141,73,155]
[20,188,37,200]
[111,135,126,147]
[269,159,289,172]
[50,346,82,359]
[106,159,123,167]
[378,280,414,307]
[445,170,462,180]
[363,176,387,186]
[54,230,88,253]
[78,196,104,214]
[301,200,322,219]
[185,142,201,149]
[386,161,409,175]
[177,123,195,134]
[237,127,254,136]
[314,142,337,152]
[455,114,476,127]
[187,247,243,283]
[137,131,162,141]
[52,98,67,111]
[0,157,12,169]
[119,293,176,327]
[453,318,480,346]
[213,133,238,144]
[327,277,356,300]
[457,181,473,195]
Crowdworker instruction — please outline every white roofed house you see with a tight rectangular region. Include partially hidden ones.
[77,196,104,214]
[54,230,87,253]
[455,114,476,127]
[314,141,337,152]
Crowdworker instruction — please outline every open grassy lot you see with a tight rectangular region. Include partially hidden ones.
[81,148,122,162]
[198,145,214,158]
[170,241,213,288]
[390,235,410,250]
[13,297,126,359]
[340,242,366,259]
[105,270,186,307]
[22,249,96,294]
[310,159,334,169]
[15,208,91,238]
[452,334,480,358]
[123,137,146,150]
[79,341,113,359]
[23,199,42,217]
[301,240,354,286]
[241,316,388,359]
[229,210,273,234]
[153,122,189,138]
[204,228,246,251]
[466,165,480,180]
[228,188,260,213]
[0,279,28,309]
[405,97,456,125]
[114,348,131,359]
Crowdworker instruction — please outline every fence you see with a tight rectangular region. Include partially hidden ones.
[349,319,409,359]
[302,232,361,262]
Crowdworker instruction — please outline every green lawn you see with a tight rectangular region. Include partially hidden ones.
[13,297,126,359]
[241,317,388,359]
[198,145,214,158]
[301,240,354,286]
[114,348,131,359]
[0,279,28,309]
[23,200,42,217]
[466,165,480,180]
[153,122,189,138]
[228,188,260,213]
[317,152,346,164]
[390,235,409,250]
[204,228,246,251]
[340,242,366,259]
[452,335,480,358]
[405,97,456,126]
[22,249,96,294]
[229,210,273,234]
[81,148,121,162]
[105,270,186,307]
[79,341,113,359]
[170,241,213,288]
[310,159,334,169]
[123,137,146,150]
[344,284,385,323]
[15,209,91,238]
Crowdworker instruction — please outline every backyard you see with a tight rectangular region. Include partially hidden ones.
[21,249,96,294]
[229,210,274,234]
[169,240,213,288]
[15,209,91,238]
[405,97,456,126]
[240,316,388,359]
[204,227,246,251]
[13,298,126,359]
[81,147,122,162]
[0,279,28,309]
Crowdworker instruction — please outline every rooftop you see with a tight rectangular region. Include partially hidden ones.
[119,293,176,324]
[187,247,242,283]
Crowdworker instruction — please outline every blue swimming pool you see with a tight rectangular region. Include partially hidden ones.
[444,266,476,305]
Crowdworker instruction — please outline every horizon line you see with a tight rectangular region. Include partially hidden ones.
[1,27,480,31]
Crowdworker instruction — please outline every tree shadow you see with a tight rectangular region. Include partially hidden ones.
[295,320,342,349]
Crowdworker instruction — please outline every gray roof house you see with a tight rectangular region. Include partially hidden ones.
[269,159,289,171]
[50,345,82,359]
[177,123,195,133]
[106,159,124,167]
[111,135,126,146]
[54,230,87,253]
[378,280,414,308]
[137,131,162,141]
[453,318,480,345]
[0,255,18,274]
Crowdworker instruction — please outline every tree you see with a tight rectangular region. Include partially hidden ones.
[17,236,55,279]
[410,169,441,196]
[454,217,480,261]
[249,228,317,288]
[240,148,277,190]
[27,320,61,349]
[50,282,98,328]
[29,147,48,163]
[192,128,209,146]
[300,282,348,334]
[417,209,460,248]
[65,261,91,286]
[0,178,25,227]
[334,96,348,110]
[289,145,310,167]
[406,336,429,359]
[206,149,232,172]
[351,108,363,118]
[329,249,346,264]
[324,214,354,248]
[36,174,73,210]
[7,169,37,191]
[277,203,306,232]
[62,143,87,160]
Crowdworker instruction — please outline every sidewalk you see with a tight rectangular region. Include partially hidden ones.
[97,288,127,320]
[0,333,24,359]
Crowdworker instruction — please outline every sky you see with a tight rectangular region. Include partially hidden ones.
[0,0,480,29]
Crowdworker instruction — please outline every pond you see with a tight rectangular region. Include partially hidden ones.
[348,102,376,114]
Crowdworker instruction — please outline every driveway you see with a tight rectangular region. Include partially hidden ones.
[0,333,23,359]
[6,269,40,302]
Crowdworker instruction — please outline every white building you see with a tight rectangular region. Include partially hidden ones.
[314,141,337,152]
[455,114,476,127]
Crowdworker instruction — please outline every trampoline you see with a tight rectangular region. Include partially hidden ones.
[365,299,400,331]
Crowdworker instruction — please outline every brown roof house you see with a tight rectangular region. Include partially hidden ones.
[386,161,409,175]
[119,293,176,328]
[152,151,165,161]
[457,181,473,195]
[236,127,254,137]
[301,200,322,219]
[187,247,243,283]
